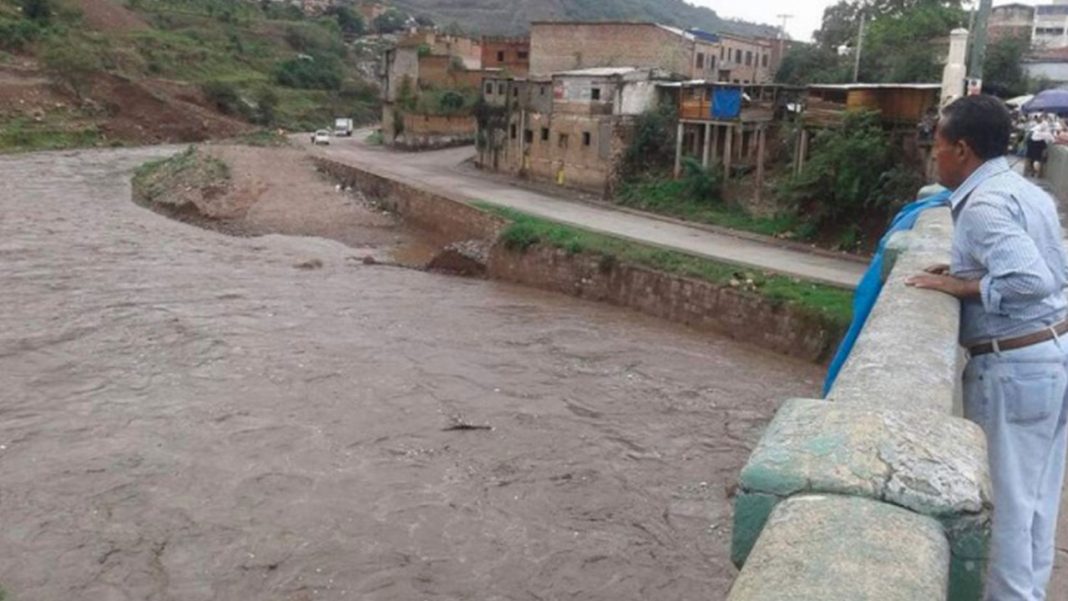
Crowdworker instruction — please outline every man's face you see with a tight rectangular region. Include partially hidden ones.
[934,119,968,189]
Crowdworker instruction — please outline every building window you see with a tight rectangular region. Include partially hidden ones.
[720,47,725,59]
[518,50,529,60]
[582,132,591,146]
[541,127,549,141]
[497,51,505,62]
[558,133,569,149]
[736,49,742,63]
[591,87,602,101]
[696,52,705,69]
[498,83,506,95]
[510,123,517,139]
[513,86,519,97]
[710,56,716,69]
[745,51,753,66]
[524,129,533,143]
[485,82,493,95]
[540,86,546,96]
[762,54,768,68]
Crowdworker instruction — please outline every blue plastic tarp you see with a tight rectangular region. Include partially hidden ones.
[711,88,742,119]
[823,190,952,395]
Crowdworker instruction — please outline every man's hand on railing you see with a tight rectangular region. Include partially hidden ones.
[906,264,980,299]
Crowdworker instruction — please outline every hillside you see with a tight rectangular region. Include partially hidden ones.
[391,0,778,37]
[0,0,381,152]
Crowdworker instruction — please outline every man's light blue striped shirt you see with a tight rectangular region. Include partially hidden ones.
[950,156,1068,346]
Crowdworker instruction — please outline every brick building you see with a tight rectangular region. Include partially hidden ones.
[714,33,775,84]
[528,22,720,80]
[481,36,531,77]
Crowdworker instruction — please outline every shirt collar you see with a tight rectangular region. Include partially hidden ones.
[949,156,1011,210]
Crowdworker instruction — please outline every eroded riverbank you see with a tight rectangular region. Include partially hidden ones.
[1,146,822,600]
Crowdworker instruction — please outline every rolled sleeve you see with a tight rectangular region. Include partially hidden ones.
[960,196,1058,315]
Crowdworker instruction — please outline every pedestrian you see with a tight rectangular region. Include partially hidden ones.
[907,94,1068,601]
[1027,115,1054,177]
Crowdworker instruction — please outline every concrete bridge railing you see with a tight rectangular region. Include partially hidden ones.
[727,207,993,601]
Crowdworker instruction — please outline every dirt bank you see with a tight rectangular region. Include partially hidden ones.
[134,144,426,263]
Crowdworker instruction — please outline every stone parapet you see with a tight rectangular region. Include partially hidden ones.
[728,205,991,600]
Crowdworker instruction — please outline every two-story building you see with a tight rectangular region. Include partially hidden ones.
[481,36,531,77]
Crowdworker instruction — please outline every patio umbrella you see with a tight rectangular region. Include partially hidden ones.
[1005,94,1034,107]
[1022,89,1068,114]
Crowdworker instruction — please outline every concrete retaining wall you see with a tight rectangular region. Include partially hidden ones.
[488,244,843,363]
[728,207,992,601]
[312,156,846,363]
[311,157,506,242]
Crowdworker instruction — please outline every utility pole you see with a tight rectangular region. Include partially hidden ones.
[968,0,994,81]
[853,7,866,83]
[776,13,793,77]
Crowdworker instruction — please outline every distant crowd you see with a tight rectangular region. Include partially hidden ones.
[1021,113,1068,177]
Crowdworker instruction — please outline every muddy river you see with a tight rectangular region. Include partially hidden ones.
[0,147,824,600]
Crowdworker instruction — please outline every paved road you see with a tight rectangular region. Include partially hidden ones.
[305,134,867,289]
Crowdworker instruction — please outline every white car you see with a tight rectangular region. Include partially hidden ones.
[311,130,331,145]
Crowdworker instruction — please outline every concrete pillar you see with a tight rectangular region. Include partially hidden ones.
[724,124,733,180]
[674,122,684,178]
[702,123,712,168]
[941,28,969,106]
[755,126,766,203]
[796,129,809,175]
[711,125,720,163]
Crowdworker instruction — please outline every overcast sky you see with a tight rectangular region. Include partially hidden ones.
[691,0,1027,43]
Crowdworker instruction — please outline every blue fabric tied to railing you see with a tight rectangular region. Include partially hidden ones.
[823,190,953,395]
[711,88,742,120]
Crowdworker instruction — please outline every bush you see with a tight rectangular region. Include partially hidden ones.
[201,79,243,115]
[252,86,278,125]
[40,37,100,98]
[20,0,51,24]
[372,8,407,34]
[274,54,342,90]
[0,18,42,51]
[622,104,677,178]
[283,23,342,56]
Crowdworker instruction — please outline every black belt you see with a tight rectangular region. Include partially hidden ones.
[968,320,1068,357]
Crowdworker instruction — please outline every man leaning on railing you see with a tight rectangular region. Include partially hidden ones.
[907,94,1068,601]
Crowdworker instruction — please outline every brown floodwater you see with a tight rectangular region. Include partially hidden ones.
[0,146,823,601]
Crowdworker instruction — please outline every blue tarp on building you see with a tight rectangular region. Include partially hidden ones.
[711,87,742,119]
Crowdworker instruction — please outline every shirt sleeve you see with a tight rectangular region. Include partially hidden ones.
[958,194,1059,315]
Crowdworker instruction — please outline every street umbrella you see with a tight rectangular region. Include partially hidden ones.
[1022,89,1068,114]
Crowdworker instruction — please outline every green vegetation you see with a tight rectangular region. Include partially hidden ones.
[0,0,380,152]
[0,118,105,153]
[620,174,799,237]
[778,0,967,85]
[475,202,854,329]
[133,145,229,203]
[777,111,922,237]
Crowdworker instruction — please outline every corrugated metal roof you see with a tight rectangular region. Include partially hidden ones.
[807,83,942,90]
[553,67,646,77]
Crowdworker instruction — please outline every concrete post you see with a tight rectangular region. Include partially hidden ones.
[711,125,720,163]
[702,123,712,168]
[755,126,766,203]
[724,124,733,180]
[674,122,684,178]
[942,29,969,105]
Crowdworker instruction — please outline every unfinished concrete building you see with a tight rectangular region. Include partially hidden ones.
[477,67,668,196]
[380,32,493,149]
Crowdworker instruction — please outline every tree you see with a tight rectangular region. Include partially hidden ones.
[331,6,364,36]
[41,39,100,98]
[776,44,850,84]
[984,34,1030,97]
[372,9,407,34]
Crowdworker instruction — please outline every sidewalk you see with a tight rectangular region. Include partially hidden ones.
[308,136,867,290]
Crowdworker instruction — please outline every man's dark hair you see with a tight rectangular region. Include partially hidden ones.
[940,95,1012,160]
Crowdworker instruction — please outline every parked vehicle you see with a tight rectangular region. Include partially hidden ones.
[334,118,354,137]
[311,130,331,145]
